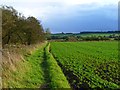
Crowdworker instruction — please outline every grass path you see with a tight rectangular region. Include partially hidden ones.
[44,43,70,89]
[3,42,71,89]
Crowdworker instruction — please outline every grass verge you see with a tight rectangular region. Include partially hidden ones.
[44,43,71,89]
[3,42,71,89]
[2,42,47,88]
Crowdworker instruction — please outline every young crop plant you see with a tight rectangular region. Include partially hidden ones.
[50,41,120,89]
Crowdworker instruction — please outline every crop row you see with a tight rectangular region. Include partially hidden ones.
[50,41,120,89]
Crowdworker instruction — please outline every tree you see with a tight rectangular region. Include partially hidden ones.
[1,6,45,46]
[2,6,18,45]
[45,28,51,40]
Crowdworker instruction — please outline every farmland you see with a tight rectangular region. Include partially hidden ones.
[3,41,120,89]
[2,5,119,89]
[50,41,120,89]
[49,32,120,41]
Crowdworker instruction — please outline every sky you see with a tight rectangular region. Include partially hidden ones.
[0,0,119,33]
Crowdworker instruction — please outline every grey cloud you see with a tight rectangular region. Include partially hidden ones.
[42,4,118,33]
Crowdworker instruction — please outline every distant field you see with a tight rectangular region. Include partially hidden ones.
[50,41,120,88]
[80,33,119,37]
[51,33,119,37]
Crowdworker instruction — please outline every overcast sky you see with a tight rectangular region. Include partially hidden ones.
[0,0,119,33]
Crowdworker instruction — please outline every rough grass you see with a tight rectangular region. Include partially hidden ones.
[2,42,47,88]
[2,42,71,89]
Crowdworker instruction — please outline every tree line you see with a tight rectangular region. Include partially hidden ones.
[1,6,46,47]
[49,33,120,41]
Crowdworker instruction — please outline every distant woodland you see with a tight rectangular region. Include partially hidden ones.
[49,31,120,42]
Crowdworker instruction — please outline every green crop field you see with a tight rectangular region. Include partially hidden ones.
[50,41,120,89]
